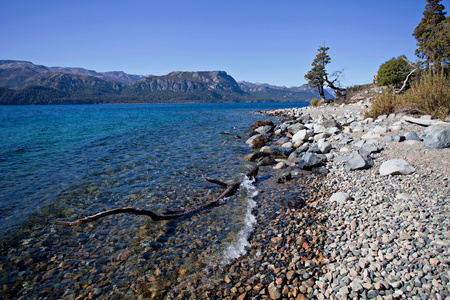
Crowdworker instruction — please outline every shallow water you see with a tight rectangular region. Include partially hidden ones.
[0,101,307,298]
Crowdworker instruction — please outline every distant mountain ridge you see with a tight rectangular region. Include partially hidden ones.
[0,60,332,105]
[0,60,145,88]
[238,81,334,101]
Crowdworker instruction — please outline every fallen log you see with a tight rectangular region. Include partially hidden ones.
[55,165,259,226]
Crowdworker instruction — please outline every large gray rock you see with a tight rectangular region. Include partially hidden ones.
[318,140,332,154]
[424,124,450,149]
[255,125,274,134]
[270,146,294,158]
[345,150,374,171]
[405,131,421,141]
[379,159,415,175]
[298,153,322,170]
[275,137,290,146]
[307,144,321,153]
[319,118,342,129]
[287,123,306,134]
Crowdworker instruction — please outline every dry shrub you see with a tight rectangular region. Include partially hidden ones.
[310,98,321,107]
[398,70,450,120]
[364,89,396,119]
[365,70,450,120]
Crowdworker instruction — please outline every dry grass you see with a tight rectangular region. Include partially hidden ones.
[364,88,396,119]
[365,70,450,120]
[310,98,321,107]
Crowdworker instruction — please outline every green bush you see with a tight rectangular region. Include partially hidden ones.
[310,98,321,107]
[377,56,412,87]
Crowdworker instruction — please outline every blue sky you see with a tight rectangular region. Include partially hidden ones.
[1,0,448,87]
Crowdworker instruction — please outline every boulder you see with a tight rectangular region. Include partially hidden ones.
[325,126,341,135]
[271,146,294,158]
[318,140,332,154]
[257,156,276,166]
[275,137,290,146]
[298,153,322,170]
[292,129,311,145]
[307,144,321,153]
[423,124,450,149]
[246,134,266,149]
[249,120,275,132]
[319,118,342,129]
[255,125,274,134]
[287,123,306,134]
[296,144,310,153]
[259,146,271,152]
[405,131,421,141]
[379,159,415,176]
[345,150,373,171]
[244,151,270,161]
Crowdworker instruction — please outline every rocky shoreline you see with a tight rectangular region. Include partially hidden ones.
[241,99,449,300]
[181,99,449,299]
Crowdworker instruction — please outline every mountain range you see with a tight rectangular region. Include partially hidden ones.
[0,60,333,105]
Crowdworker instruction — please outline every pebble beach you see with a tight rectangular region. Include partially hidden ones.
[181,89,450,299]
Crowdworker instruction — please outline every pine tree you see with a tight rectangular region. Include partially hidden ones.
[413,0,449,68]
[304,46,330,101]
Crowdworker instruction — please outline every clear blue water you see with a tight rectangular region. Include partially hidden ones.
[0,102,308,298]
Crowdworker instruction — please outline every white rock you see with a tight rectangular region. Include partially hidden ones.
[373,125,387,134]
[361,131,381,140]
[390,125,402,131]
[330,192,351,205]
[343,127,353,134]
[380,159,415,176]
[281,142,293,148]
[273,162,287,169]
[292,129,311,145]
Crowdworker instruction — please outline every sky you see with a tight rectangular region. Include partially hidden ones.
[1,0,449,87]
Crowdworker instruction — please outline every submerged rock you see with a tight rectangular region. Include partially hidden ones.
[277,172,292,183]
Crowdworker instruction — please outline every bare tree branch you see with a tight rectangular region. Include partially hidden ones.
[55,166,259,226]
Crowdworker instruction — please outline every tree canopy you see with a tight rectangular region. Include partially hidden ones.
[377,56,414,87]
[304,45,345,101]
[413,0,449,68]
[304,46,330,101]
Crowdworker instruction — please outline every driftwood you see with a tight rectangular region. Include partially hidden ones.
[55,166,259,226]
[394,57,418,94]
